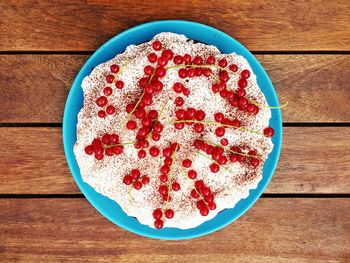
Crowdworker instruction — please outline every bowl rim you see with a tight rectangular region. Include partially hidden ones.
[63,20,282,240]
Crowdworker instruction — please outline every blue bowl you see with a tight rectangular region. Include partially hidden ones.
[63,20,282,240]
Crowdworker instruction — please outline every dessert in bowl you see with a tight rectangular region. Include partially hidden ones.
[74,32,275,230]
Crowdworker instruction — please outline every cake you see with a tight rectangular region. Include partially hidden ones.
[74,33,274,230]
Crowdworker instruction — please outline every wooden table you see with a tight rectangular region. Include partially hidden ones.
[1,1,349,262]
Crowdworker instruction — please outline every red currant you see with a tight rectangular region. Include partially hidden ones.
[241,69,250,79]
[142,176,150,184]
[85,145,93,155]
[149,146,160,157]
[215,127,225,137]
[106,105,115,115]
[123,175,133,185]
[103,87,112,96]
[115,80,124,89]
[173,55,183,64]
[144,65,154,75]
[126,120,137,130]
[152,41,162,51]
[263,127,274,137]
[154,219,163,229]
[138,149,146,158]
[96,96,107,107]
[175,97,184,106]
[210,163,220,173]
[238,78,247,88]
[155,67,166,77]
[165,209,174,219]
[218,58,228,67]
[182,159,192,168]
[188,170,197,179]
[110,64,119,73]
[206,55,215,65]
[153,208,163,219]
[98,110,106,118]
[147,53,157,63]
[133,181,142,190]
[172,182,180,191]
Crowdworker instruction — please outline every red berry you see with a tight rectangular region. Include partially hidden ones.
[173,82,184,93]
[85,145,93,155]
[182,159,192,168]
[123,175,133,185]
[172,182,180,191]
[159,174,168,183]
[193,56,203,65]
[204,194,214,203]
[238,97,248,110]
[135,108,146,119]
[208,202,217,210]
[133,181,142,190]
[154,219,164,229]
[157,56,168,67]
[106,75,114,83]
[214,112,224,122]
[187,108,196,119]
[206,55,215,65]
[138,77,148,88]
[237,88,246,97]
[218,59,228,67]
[160,165,170,174]
[220,138,228,146]
[250,158,259,167]
[219,71,229,82]
[237,155,246,163]
[241,69,250,79]
[173,55,183,64]
[153,208,163,219]
[152,41,162,51]
[196,200,206,210]
[144,65,154,75]
[112,145,123,155]
[151,132,161,141]
[163,147,173,157]
[230,154,237,162]
[238,78,247,88]
[106,105,115,115]
[126,120,137,130]
[264,127,274,137]
[110,64,119,73]
[131,169,140,179]
[141,117,152,127]
[154,81,163,91]
[175,97,184,106]
[101,134,111,145]
[153,122,163,133]
[103,87,113,96]
[195,110,206,121]
[165,209,174,219]
[158,185,168,195]
[95,153,104,160]
[191,189,199,198]
[246,104,255,113]
[162,49,174,60]
[105,148,113,156]
[149,146,160,157]
[229,64,238,72]
[187,68,195,77]
[176,109,186,119]
[218,155,228,165]
[138,149,146,158]
[142,176,150,184]
[201,187,211,196]
[215,127,225,137]
[194,67,203,76]
[183,54,191,64]
[183,88,190,96]
[164,157,172,166]
[98,110,106,118]
[200,207,209,216]
[210,163,220,173]
[195,180,204,189]
[231,119,241,128]
[178,68,187,78]
[194,123,204,133]
[155,67,166,77]
[171,143,180,152]
[174,122,185,130]
[147,52,157,63]
[188,170,197,179]
[115,80,124,89]
[96,96,107,107]
[148,110,158,120]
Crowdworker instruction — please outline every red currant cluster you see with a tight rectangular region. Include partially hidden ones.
[152,207,175,229]
[213,112,241,138]
[172,82,190,97]
[175,55,215,79]
[194,139,228,173]
[84,133,123,160]
[97,64,124,118]
[157,143,180,202]
[174,107,206,132]
[190,180,216,216]
[229,146,259,167]
[123,168,150,190]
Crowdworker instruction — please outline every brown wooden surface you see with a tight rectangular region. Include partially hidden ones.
[1,127,349,194]
[1,1,350,51]
[1,54,349,123]
[1,0,350,261]
[1,198,349,262]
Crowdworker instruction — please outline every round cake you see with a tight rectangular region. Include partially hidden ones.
[74,32,274,229]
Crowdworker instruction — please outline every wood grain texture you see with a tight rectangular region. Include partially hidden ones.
[0,198,349,262]
[1,1,350,51]
[0,127,349,194]
[0,54,349,123]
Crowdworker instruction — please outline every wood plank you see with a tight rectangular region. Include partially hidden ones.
[0,54,349,123]
[0,198,349,262]
[1,1,349,51]
[0,127,349,194]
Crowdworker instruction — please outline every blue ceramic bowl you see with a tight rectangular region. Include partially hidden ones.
[63,20,282,240]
